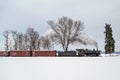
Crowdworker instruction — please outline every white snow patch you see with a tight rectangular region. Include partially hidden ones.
[100,53,120,57]
[0,57,120,80]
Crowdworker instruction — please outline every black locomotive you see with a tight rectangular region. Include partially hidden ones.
[76,49,100,56]
[57,49,101,57]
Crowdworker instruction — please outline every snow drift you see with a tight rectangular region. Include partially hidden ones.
[0,57,120,80]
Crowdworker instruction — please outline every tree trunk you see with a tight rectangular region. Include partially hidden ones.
[64,46,68,52]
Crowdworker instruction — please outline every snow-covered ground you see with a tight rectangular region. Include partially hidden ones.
[0,56,120,80]
[100,53,120,57]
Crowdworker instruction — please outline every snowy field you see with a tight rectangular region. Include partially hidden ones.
[0,55,120,80]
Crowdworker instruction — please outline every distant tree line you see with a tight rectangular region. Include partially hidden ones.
[2,16,115,55]
[3,27,53,51]
[3,16,86,52]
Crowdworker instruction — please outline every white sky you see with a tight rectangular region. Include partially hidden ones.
[0,0,120,51]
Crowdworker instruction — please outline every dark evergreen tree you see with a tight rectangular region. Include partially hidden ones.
[104,24,115,55]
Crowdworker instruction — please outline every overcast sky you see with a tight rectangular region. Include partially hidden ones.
[0,0,120,51]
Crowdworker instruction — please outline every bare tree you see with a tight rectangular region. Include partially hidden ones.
[48,16,84,51]
[41,35,52,50]
[26,27,40,50]
[22,33,29,50]
[3,27,42,52]
[36,38,41,50]
[11,30,18,50]
[49,33,55,49]
[17,33,24,50]
[11,30,24,50]
[3,30,11,51]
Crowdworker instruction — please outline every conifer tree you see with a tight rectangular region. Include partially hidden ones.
[104,24,115,55]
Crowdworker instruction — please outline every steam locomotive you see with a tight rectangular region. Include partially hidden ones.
[57,49,100,56]
[0,49,100,57]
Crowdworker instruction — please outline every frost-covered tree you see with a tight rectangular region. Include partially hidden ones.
[47,16,84,51]
[3,30,12,51]
[26,27,40,50]
[3,27,41,51]
[11,30,24,50]
[41,35,52,50]
[104,24,115,55]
